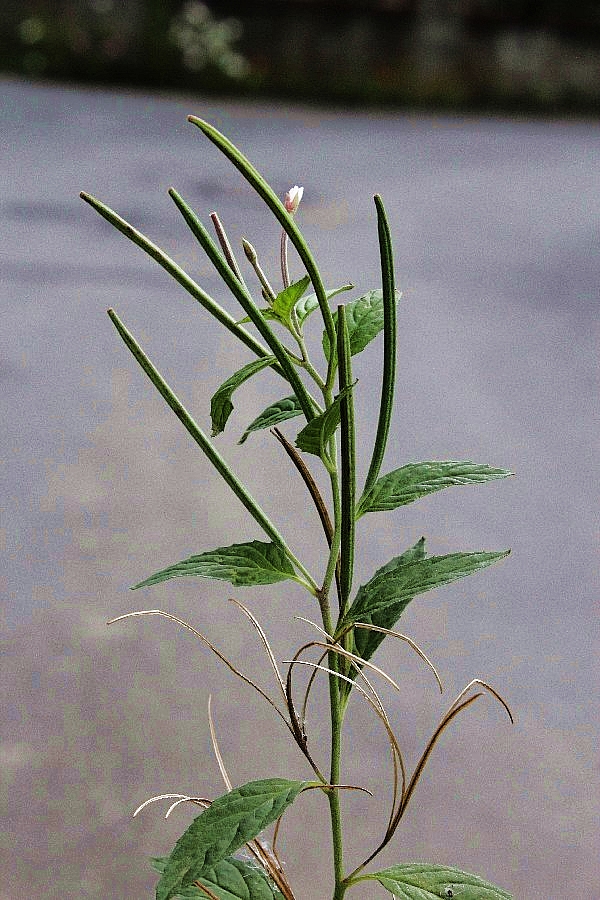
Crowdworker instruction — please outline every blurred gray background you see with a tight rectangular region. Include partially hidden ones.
[2,3,599,898]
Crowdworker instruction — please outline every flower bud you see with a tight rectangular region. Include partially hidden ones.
[284,185,303,214]
[242,238,257,263]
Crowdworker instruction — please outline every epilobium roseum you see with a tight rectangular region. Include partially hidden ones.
[284,185,304,214]
[81,116,515,900]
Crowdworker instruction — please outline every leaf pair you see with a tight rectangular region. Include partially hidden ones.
[211,356,277,438]
[154,778,308,900]
[209,357,303,447]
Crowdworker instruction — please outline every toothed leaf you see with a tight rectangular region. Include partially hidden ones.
[236,277,309,328]
[210,357,276,437]
[322,289,401,361]
[295,387,352,457]
[132,540,297,589]
[152,856,285,899]
[155,779,308,900]
[239,395,302,444]
[344,547,509,661]
[357,461,512,516]
[240,283,354,329]
[338,537,425,670]
[363,863,512,898]
[270,275,311,326]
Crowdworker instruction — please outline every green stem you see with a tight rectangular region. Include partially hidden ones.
[79,192,271,363]
[296,338,326,392]
[317,415,347,900]
[360,194,398,501]
[317,560,346,900]
[280,229,290,289]
[107,307,318,594]
[328,679,346,900]
[187,117,338,388]
[336,305,356,617]
[320,450,341,605]
[168,187,317,424]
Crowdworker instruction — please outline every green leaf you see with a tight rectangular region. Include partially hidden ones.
[239,396,303,444]
[211,357,276,437]
[295,387,353,457]
[322,289,401,362]
[344,546,509,662]
[361,863,512,898]
[340,537,425,669]
[192,860,285,900]
[155,778,308,900]
[236,310,269,324]
[152,856,284,899]
[238,283,353,329]
[270,275,311,325]
[294,284,354,327]
[132,540,297,590]
[357,461,513,517]
[237,277,310,326]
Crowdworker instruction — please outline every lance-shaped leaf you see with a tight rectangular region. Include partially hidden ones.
[210,356,276,437]
[239,395,303,444]
[155,778,308,900]
[152,856,285,900]
[237,277,310,326]
[360,863,512,899]
[211,357,277,437]
[339,537,425,669]
[322,289,401,362]
[271,275,311,326]
[343,545,509,662]
[295,386,353,458]
[357,461,513,517]
[132,540,298,590]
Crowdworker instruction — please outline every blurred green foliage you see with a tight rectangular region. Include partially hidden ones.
[4,0,249,92]
[2,0,600,112]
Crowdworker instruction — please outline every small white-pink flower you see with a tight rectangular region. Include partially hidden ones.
[284,185,304,214]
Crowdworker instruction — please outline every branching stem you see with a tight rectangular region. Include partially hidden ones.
[84,118,513,900]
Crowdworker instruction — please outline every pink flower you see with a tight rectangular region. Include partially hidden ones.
[284,185,304,214]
